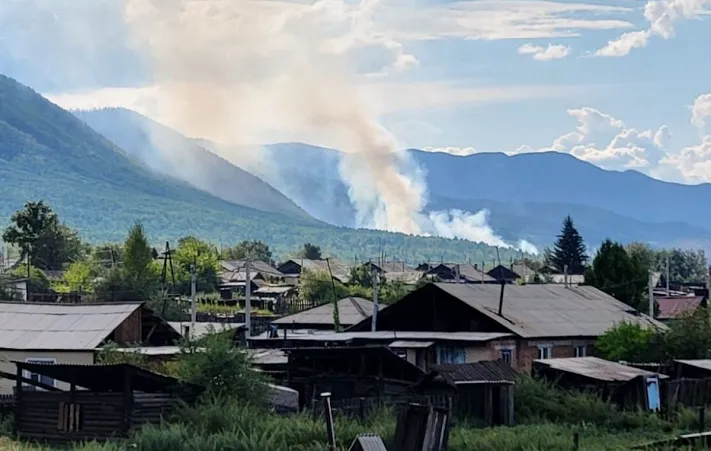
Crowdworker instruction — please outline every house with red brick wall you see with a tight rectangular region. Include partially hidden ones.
[347,283,666,372]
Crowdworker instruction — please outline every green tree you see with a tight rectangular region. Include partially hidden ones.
[348,265,374,288]
[299,269,347,306]
[222,240,272,262]
[585,239,647,310]
[176,333,269,404]
[2,201,86,270]
[10,263,51,293]
[55,260,97,293]
[596,322,662,362]
[173,236,220,293]
[295,243,322,260]
[549,216,588,275]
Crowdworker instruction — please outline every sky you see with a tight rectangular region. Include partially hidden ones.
[1,0,711,186]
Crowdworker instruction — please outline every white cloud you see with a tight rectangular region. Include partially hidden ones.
[518,43,572,60]
[595,0,711,57]
[657,135,711,182]
[691,93,711,130]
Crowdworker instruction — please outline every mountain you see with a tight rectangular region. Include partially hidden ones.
[73,108,312,221]
[221,142,711,250]
[0,75,516,262]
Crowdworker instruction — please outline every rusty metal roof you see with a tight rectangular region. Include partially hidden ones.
[0,302,144,350]
[432,360,519,385]
[534,357,669,382]
[434,283,666,338]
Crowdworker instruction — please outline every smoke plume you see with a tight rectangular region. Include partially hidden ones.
[122,0,536,253]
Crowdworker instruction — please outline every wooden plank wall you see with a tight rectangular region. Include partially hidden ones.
[113,308,143,345]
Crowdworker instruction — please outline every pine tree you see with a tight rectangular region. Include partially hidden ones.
[550,216,588,275]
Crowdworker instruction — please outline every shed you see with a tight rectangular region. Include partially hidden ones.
[10,362,200,444]
[533,357,667,410]
[432,360,517,425]
[673,360,711,379]
[0,301,180,394]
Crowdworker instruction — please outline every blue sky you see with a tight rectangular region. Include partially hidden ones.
[2,0,711,186]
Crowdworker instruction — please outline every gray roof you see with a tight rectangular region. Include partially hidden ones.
[0,302,143,350]
[429,264,497,282]
[253,286,295,295]
[168,321,244,338]
[675,359,711,372]
[272,297,380,327]
[534,357,668,382]
[283,259,351,282]
[434,283,665,338]
[383,271,424,285]
[250,330,513,343]
[221,260,283,277]
[348,434,388,451]
[248,348,288,365]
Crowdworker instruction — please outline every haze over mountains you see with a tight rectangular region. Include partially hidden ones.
[75,107,711,252]
[1,74,522,262]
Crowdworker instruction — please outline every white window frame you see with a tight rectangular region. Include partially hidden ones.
[574,345,587,358]
[537,345,552,360]
[500,349,513,364]
[23,357,57,389]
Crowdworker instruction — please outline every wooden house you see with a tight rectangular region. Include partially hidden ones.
[432,360,517,426]
[347,283,665,371]
[11,362,200,444]
[277,259,351,284]
[270,296,381,331]
[532,357,667,411]
[0,301,181,394]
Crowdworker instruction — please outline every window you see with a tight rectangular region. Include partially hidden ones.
[537,345,552,360]
[500,349,513,364]
[437,346,466,364]
[574,345,587,358]
[24,358,57,389]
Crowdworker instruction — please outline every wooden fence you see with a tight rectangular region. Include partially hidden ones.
[309,394,451,421]
[665,378,711,410]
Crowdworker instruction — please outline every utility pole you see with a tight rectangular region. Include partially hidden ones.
[245,260,252,340]
[190,263,197,339]
[563,264,569,288]
[372,269,379,332]
[665,257,670,296]
[648,269,655,318]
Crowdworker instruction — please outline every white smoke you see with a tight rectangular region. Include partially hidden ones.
[121,0,537,254]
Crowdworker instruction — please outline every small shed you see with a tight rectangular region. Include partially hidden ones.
[432,360,517,425]
[348,433,388,451]
[533,357,667,411]
[284,345,427,408]
[11,362,200,444]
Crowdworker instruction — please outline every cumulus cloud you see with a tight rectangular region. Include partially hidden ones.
[658,136,711,182]
[422,146,477,156]
[595,0,711,57]
[518,43,572,61]
[691,93,711,130]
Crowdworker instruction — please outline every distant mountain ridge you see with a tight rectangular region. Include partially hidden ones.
[0,75,519,262]
[74,108,313,221]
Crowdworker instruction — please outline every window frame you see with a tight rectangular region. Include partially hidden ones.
[536,345,552,360]
[500,349,513,364]
[574,345,587,358]
[23,357,57,389]
[437,346,466,364]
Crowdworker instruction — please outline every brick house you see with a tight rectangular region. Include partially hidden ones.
[347,283,665,371]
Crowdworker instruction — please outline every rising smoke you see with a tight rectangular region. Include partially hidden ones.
[122,0,537,254]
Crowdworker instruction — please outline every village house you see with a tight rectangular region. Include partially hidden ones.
[487,263,537,284]
[655,294,707,324]
[346,283,665,371]
[425,264,498,284]
[0,301,180,393]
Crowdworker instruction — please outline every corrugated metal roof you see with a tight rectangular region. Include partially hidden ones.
[250,330,513,343]
[221,260,284,277]
[389,340,434,348]
[428,264,497,282]
[254,286,294,295]
[432,360,519,384]
[272,297,379,327]
[249,348,288,365]
[434,283,665,338]
[675,359,711,372]
[348,434,388,451]
[657,296,704,320]
[534,357,669,382]
[383,271,424,285]
[0,302,143,350]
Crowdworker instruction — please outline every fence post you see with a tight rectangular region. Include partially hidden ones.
[359,397,366,421]
[573,432,580,450]
[322,392,337,451]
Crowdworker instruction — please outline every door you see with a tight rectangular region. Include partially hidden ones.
[645,376,661,411]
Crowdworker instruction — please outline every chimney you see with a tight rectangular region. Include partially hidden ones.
[473,263,478,270]
[564,264,569,288]
[498,281,506,316]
